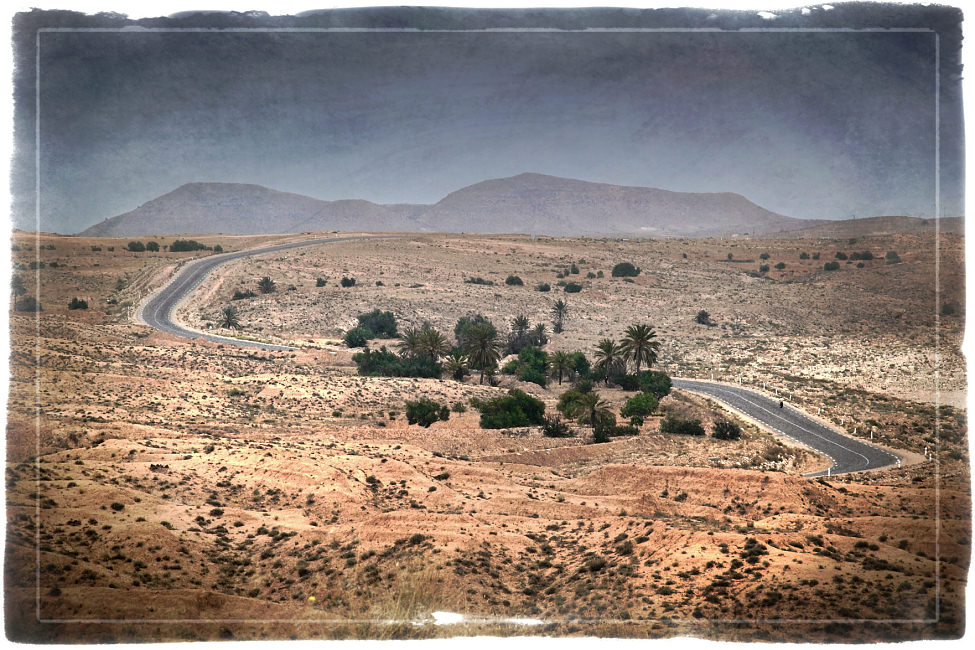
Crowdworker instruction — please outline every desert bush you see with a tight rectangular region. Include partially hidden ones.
[340,276,356,287]
[835,251,848,260]
[759,264,770,273]
[812,252,820,260]
[126,241,146,252]
[505,275,524,286]
[611,262,641,277]
[695,310,712,325]
[11,275,26,297]
[28,261,45,270]
[759,252,770,260]
[14,296,42,312]
[712,420,742,440]
[213,244,223,253]
[849,251,874,261]
[799,252,809,259]
[170,239,209,252]
[610,424,640,437]
[68,297,88,310]
[231,289,257,300]
[564,282,582,293]
[405,398,450,427]
[344,327,373,348]
[352,346,441,378]
[536,282,551,292]
[257,276,276,294]
[660,415,705,436]
[475,389,546,429]
[357,309,398,338]
[515,346,549,388]
[316,277,327,287]
[465,277,494,285]
[774,262,786,270]
[541,415,574,438]
[621,392,658,420]
[823,261,840,271]
[885,251,901,264]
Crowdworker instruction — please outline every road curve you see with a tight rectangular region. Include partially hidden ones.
[673,378,899,477]
[139,235,394,351]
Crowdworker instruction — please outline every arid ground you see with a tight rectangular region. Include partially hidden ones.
[5,229,969,641]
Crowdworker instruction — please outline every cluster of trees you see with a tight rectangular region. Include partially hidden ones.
[126,240,222,253]
[344,309,398,347]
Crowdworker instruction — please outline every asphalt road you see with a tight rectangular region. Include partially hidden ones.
[140,235,391,351]
[673,378,899,476]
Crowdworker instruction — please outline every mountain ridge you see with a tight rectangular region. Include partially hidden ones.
[79,173,828,237]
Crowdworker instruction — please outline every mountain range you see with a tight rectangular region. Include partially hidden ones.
[79,173,830,237]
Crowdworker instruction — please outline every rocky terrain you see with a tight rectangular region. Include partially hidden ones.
[5,229,968,642]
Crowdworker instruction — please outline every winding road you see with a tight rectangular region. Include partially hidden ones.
[673,378,900,476]
[137,234,900,476]
[139,235,391,351]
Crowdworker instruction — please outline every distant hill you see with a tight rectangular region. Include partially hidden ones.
[80,174,826,237]
[79,183,418,237]
[768,215,964,239]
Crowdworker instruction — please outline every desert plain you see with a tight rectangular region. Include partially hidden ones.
[5,226,969,641]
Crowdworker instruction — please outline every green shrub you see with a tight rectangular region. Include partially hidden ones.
[823,261,841,271]
[501,360,520,375]
[68,297,88,310]
[759,253,770,260]
[849,251,874,261]
[759,265,770,273]
[712,420,742,440]
[352,346,442,378]
[356,309,398,338]
[541,415,573,438]
[316,277,327,287]
[621,392,658,420]
[145,241,160,252]
[515,346,549,388]
[344,327,372,348]
[564,282,582,293]
[835,251,848,260]
[465,277,494,285]
[341,276,356,287]
[213,244,223,253]
[536,283,551,292]
[611,262,641,277]
[660,415,705,436]
[885,251,901,264]
[126,241,146,252]
[505,275,524,286]
[610,424,640,437]
[475,389,546,429]
[170,239,209,252]
[232,289,257,300]
[695,310,712,325]
[799,252,809,259]
[774,262,786,270]
[405,398,450,427]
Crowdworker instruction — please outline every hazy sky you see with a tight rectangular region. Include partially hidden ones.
[11,6,964,233]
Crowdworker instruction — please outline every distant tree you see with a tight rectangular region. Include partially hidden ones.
[340,276,356,287]
[170,239,207,252]
[454,314,496,350]
[357,309,398,338]
[551,299,569,333]
[620,392,658,422]
[885,251,901,264]
[145,241,160,252]
[14,296,42,312]
[759,265,770,273]
[344,327,372,348]
[541,415,573,438]
[593,339,624,385]
[507,314,531,353]
[713,420,742,440]
[569,263,580,274]
[799,252,809,260]
[823,261,841,271]
[611,262,641,277]
[528,323,549,347]
[213,244,223,253]
[835,251,848,260]
[444,352,470,381]
[405,398,450,428]
[550,350,573,386]
[695,310,712,325]
[126,241,146,252]
[11,274,26,297]
[417,327,450,362]
[257,277,276,294]
[220,305,241,330]
[564,282,583,293]
[759,252,770,260]
[464,322,503,384]
[620,324,660,374]
[398,327,423,358]
[505,275,524,286]
[774,262,786,270]
[68,297,88,310]
[473,389,546,429]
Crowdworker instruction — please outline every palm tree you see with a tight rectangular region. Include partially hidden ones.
[11,274,26,297]
[418,327,450,362]
[444,353,470,381]
[257,276,276,294]
[570,391,613,427]
[398,327,423,358]
[529,323,548,347]
[620,324,660,374]
[220,305,241,330]
[464,322,503,384]
[550,351,573,386]
[511,315,530,336]
[551,299,569,333]
[593,338,624,385]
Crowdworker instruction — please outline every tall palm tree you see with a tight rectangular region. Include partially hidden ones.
[620,324,660,374]
[398,326,423,358]
[551,299,569,333]
[511,315,530,336]
[464,322,503,384]
[593,338,624,385]
[570,391,613,427]
[418,327,450,362]
[550,351,573,386]
[220,305,241,330]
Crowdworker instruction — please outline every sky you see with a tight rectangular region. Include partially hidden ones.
[8,3,965,234]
